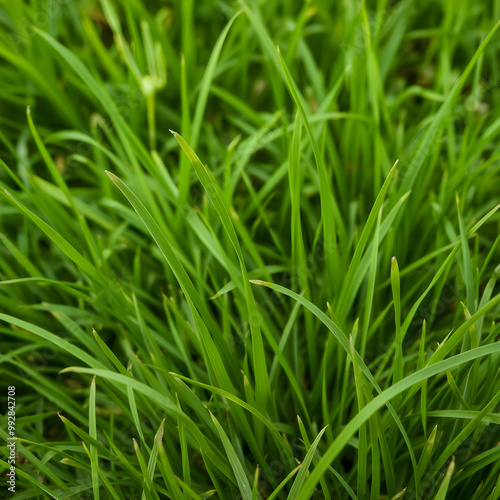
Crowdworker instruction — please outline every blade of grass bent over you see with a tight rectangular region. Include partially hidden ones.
[295,343,500,499]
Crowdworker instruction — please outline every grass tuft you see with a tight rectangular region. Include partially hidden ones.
[1,1,500,499]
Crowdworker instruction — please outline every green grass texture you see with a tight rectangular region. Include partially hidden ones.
[1,1,500,499]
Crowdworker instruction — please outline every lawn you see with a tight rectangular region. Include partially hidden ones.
[1,1,500,499]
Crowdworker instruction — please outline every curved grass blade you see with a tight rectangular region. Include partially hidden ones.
[295,343,500,499]
[171,133,270,416]
[106,170,240,388]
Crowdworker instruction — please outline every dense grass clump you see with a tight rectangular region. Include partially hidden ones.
[1,1,500,498]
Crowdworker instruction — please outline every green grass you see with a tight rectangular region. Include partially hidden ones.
[1,1,500,498]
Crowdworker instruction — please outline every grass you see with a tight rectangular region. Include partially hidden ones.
[0,0,500,498]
